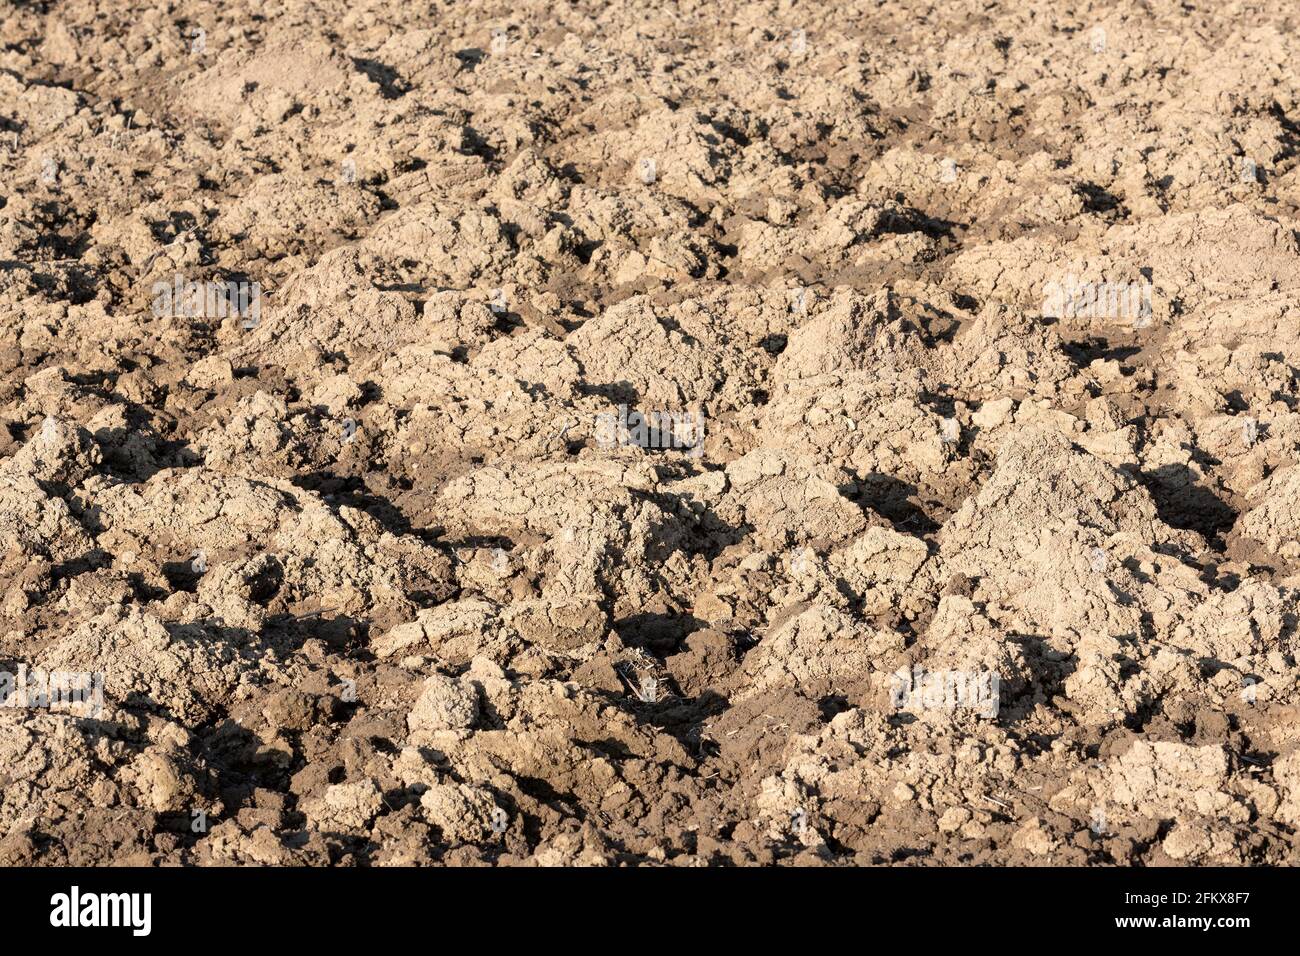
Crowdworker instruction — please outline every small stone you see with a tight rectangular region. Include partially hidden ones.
[938,807,972,832]
[1012,816,1056,856]
[407,673,479,733]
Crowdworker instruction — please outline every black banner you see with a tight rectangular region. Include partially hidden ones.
[0,866,1278,943]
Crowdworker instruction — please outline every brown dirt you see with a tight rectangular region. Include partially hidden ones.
[2,0,1299,866]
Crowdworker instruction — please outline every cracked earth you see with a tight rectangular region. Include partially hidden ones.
[2,0,1300,865]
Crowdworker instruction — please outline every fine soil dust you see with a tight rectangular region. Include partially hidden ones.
[1,0,1299,867]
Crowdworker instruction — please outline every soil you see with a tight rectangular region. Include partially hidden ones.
[1,0,1299,866]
